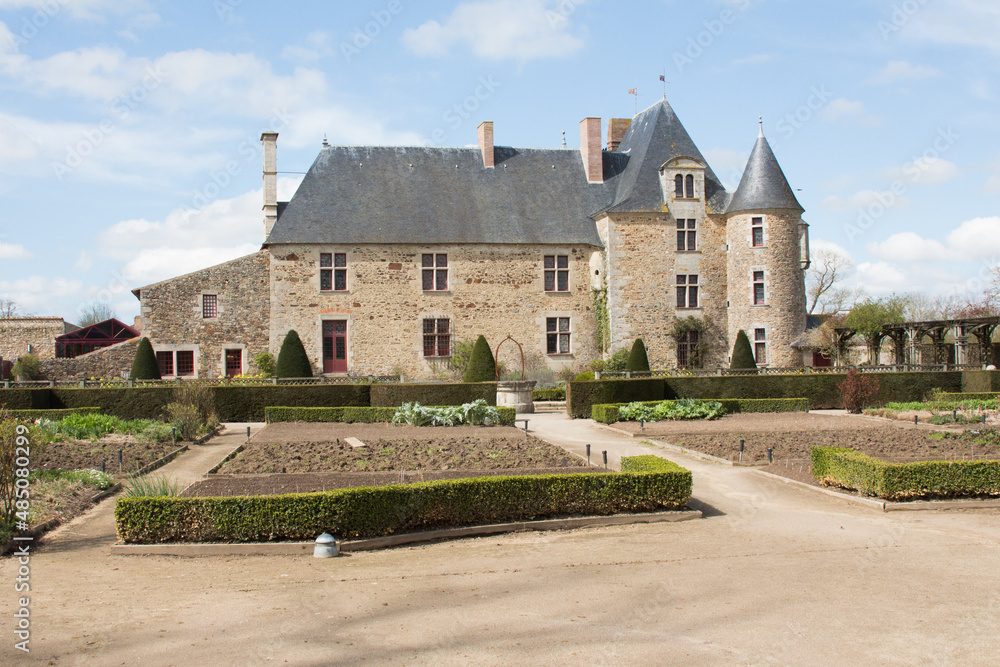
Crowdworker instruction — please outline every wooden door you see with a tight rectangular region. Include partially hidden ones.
[323,321,348,373]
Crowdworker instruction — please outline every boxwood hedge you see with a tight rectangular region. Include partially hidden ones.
[7,407,101,420]
[812,446,1000,501]
[533,388,565,401]
[264,405,517,426]
[115,455,692,544]
[370,382,497,407]
[211,384,371,421]
[592,398,810,424]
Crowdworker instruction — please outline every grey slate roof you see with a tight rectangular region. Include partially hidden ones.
[265,145,610,247]
[604,101,730,214]
[728,134,803,213]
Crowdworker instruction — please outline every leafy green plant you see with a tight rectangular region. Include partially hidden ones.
[392,399,501,426]
[166,403,201,440]
[604,347,631,373]
[11,354,41,380]
[254,352,276,376]
[123,474,180,498]
[130,338,161,380]
[276,330,313,378]
[31,468,115,491]
[619,399,725,422]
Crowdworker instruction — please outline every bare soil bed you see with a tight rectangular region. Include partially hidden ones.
[37,436,181,474]
[216,423,590,475]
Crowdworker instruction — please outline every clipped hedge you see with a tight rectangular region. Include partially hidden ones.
[211,384,370,422]
[115,455,693,544]
[812,446,1000,501]
[592,398,810,424]
[533,388,565,401]
[370,382,497,407]
[264,405,517,426]
[961,370,1000,394]
[938,392,1000,402]
[51,387,176,420]
[566,378,664,418]
[0,388,49,410]
[7,407,102,420]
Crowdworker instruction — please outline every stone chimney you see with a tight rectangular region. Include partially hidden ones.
[261,131,279,240]
[607,118,630,151]
[477,121,494,168]
[133,315,142,333]
[579,117,603,184]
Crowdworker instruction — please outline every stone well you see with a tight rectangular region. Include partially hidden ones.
[496,380,536,414]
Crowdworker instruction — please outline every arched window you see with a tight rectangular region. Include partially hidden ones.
[674,174,683,197]
[685,174,694,198]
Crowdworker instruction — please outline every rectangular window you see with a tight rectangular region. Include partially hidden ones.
[676,275,699,308]
[202,294,217,319]
[156,351,173,377]
[422,253,448,291]
[676,219,697,251]
[677,330,700,369]
[176,350,195,377]
[752,217,764,247]
[546,317,571,354]
[320,253,347,291]
[225,349,242,377]
[753,271,765,305]
[754,328,767,365]
[422,318,451,357]
[544,255,569,292]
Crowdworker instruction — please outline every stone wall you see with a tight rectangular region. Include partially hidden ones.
[39,338,139,381]
[268,243,602,380]
[726,209,807,368]
[0,317,71,361]
[599,211,729,370]
[139,251,270,378]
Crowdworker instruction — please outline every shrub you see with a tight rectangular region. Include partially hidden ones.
[619,399,725,422]
[130,338,161,380]
[370,382,496,407]
[567,378,664,418]
[11,354,41,380]
[254,352,276,376]
[214,384,371,421]
[6,407,101,420]
[574,372,596,381]
[626,339,650,372]
[123,474,180,498]
[839,368,880,413]
[604,347,631,373]
[592,398,809,424]
[730,330,757,371]
[115,455,692,544]
[392,399,503,427]
[276,330,313,378]
[533,388,565,401]
[463,335,496,382]
[589,359,606,373]
[165,403,201,440]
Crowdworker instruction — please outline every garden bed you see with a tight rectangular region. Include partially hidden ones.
[37,436,181,474]
[216,423,588,475]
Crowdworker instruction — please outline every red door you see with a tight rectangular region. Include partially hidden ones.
[323,321,348,373]
[225,349,242,377]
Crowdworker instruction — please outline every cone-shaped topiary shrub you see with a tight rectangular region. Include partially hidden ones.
[730,330,757,370]
[463,335,496,382]
[276,330,313,378]
[626,338,650,372]
[130,337,161,380]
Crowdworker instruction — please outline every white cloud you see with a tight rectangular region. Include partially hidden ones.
[281,31,333,62]
[822,189,911,212]
[819,98,881,126]
[74,251,92,271]
[0,275,83,316]
[884,156,960,185]
[0,242,31,259]
[865,60,940,86]
[898,0,1000,54]
[867,232,951,262]
[854,262,909,293]
[866,217,1000,264]
[401,0,589,62]
[944,217,1000,259]
[0,0,149,20]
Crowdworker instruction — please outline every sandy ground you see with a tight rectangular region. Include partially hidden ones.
[1,415,999,666]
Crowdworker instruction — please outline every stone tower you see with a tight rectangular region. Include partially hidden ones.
[725,125,809,367]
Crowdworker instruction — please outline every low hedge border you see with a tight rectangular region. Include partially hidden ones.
[6,407,101,420]
[114,455,693,544]
[264,405,517,427]
[811,446,1000,501]
[533,388,565,401]
[591,398,810,424]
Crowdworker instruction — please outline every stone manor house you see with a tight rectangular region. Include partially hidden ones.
[133,99,811,380]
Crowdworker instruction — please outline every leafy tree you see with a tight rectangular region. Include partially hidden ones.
[844,297,907,364]
[463,335,496,382]
[604,347,631,373]
[730,330,757,370]
[626,338,650,372]
[276,330,313,378]
[130,338,161,380]
[78,301,117,327]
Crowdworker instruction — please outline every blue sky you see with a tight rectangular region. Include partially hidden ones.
[1,0,998,323]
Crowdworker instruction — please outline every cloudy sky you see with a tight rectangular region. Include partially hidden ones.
[1,0,998,323]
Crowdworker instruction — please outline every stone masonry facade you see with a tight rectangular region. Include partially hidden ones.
[0,317,72,362]
[269,243,601,378]
[139,251,270,379]
[37,338,139,381]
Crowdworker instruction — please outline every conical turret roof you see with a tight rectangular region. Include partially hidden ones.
[728,131,803,213]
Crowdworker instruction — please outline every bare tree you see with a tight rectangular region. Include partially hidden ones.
[77,301,117,327]
[806,248,863,314]
[0,298,18,318]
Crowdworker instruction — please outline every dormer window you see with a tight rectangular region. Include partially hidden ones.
[674,175,683,197]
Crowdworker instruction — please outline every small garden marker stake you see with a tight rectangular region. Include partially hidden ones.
[101,459,106,473]
[586,444,591,464]
[766,448,773,464]
[247,426,251,442]
[602,451,608,469]
[118,449,123,473]
[914,415,918,425]
[739,439,745,463]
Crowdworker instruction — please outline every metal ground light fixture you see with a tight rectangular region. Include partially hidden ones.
[314,533,338,558]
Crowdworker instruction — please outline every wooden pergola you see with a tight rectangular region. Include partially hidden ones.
[834,316,999,367]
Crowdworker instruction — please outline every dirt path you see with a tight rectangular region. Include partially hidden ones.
[1,416,999,665]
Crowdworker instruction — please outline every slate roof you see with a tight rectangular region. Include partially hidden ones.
[266,100,800,247]
[728,133,803,213]
[265,146,611,247]
[603,100,730,214]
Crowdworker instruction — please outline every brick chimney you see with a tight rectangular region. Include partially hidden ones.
[477,121,494,168]
[579,117,603,184]
[261,131,278,240]
[607,118,631,151]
